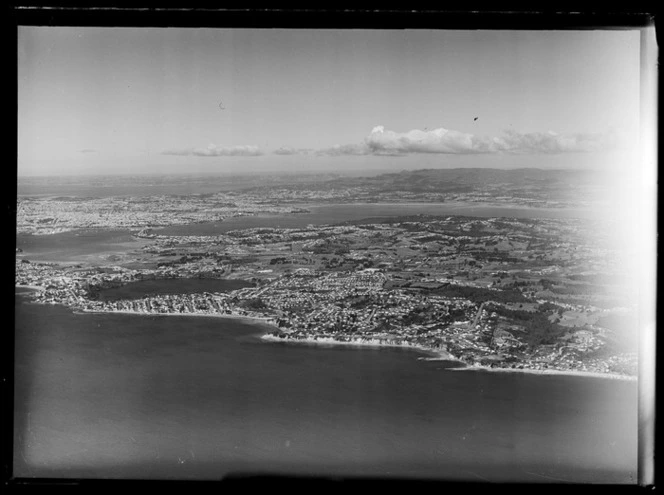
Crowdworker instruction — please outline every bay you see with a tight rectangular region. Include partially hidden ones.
[94,278,254,302]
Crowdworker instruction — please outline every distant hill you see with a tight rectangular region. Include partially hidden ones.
[302,168,605,202]
[326,167,601,191]
[236,167,607,207]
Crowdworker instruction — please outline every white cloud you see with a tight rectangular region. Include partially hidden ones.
[362,125,614,155]
[366,126,480,154]
[162,144,263,157]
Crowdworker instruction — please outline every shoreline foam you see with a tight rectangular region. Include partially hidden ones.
[446,363,636,381]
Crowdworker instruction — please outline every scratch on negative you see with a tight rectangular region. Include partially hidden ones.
[523,470,571,483]
[462,469,492,482]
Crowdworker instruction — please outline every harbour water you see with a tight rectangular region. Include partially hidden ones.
[14,292,638,482]
[155,203,597,237]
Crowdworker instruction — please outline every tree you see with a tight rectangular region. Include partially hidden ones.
[241,298,267,310]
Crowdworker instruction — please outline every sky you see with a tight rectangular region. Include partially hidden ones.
[17,27,646,176]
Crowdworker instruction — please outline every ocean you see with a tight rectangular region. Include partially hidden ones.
[14,292,638,483]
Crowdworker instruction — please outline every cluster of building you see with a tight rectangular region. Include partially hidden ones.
[17,192,307,235]
[76,293,258,319]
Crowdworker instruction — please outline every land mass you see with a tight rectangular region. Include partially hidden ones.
[15,169,637,378]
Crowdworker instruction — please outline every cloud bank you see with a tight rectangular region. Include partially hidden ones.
[364,126,613,155]
[320,126,615,156]
[162,144,263,157]
[161,126,614,160]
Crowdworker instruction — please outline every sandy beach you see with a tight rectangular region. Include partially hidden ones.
[15,284,44,292]
[260,333,460,361]
[448,363,637,381]
[75,308,280,331]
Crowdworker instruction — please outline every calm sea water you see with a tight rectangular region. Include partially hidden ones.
[95,278,254,302]
[16,229,146,263]
[14,293,637,483]
[16,175,267,198]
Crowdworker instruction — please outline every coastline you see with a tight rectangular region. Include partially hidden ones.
[260,334,636,381]
[19,292,636,383]
[74,308,280,331]
[260,333,461,362]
